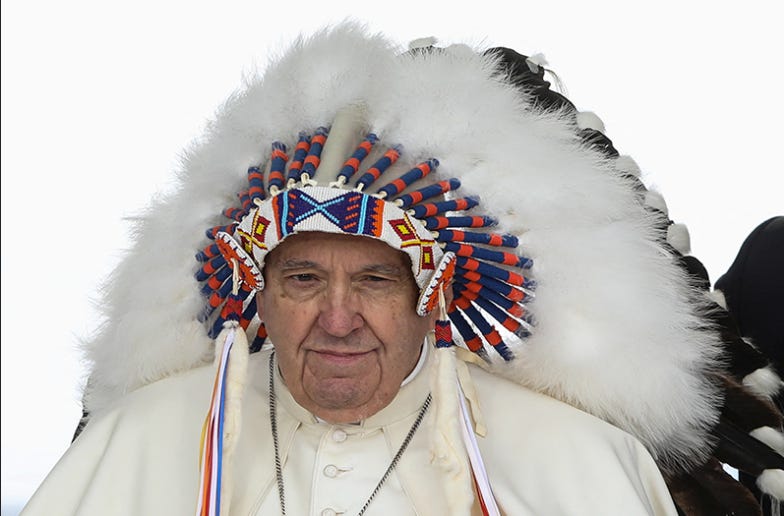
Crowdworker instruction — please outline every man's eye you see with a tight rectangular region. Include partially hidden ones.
[362,275,390,283]
[289,274,316,282]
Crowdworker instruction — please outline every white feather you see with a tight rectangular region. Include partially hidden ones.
[525,53,548,72]
[667,223,691,254]
[408,36,437,50]
[576,111,605,133]
[644,190,669,215]
[614,155,641,178]
[744,366,784,400]
[750,426,784,455]
[757,469,784,500]
[707,289,728,309]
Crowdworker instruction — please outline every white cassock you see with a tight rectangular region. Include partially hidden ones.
[22,347,677,515]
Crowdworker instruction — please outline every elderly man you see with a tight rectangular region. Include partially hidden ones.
[21,226,676,515]
[24,23,779,516]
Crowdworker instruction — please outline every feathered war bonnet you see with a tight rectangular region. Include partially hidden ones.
[78,23,783,515]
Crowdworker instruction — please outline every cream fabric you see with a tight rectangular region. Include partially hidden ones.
[22,348,677,515]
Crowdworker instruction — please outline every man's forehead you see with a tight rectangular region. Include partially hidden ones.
[266,231,413,268]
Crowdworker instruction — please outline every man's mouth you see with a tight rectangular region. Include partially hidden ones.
[308,349,375,365]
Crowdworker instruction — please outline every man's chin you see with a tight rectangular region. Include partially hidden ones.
[303,377,385,420]
[307,377,371,407]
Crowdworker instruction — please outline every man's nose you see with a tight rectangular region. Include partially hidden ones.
[317,283,364,337]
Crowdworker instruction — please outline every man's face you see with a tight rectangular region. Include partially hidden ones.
[258,232,436,423]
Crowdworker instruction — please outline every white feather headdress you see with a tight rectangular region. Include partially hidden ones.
[81,22,725,479]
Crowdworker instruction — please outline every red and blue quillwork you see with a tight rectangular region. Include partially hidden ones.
[286,132,311,185]
[300,127,328,179]
[435,320,454,349]
[338,133,379,184]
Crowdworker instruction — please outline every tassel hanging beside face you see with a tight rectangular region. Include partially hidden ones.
[430,286,499,515]
[196,260,250,516]
[457,373,499,516]
[196,324,236,516]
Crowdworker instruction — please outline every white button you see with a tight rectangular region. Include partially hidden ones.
[332,429,347,442]
[323,464,339,478]
[321,509,337,516]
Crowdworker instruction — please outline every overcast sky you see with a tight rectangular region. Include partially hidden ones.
[2,0,782,512]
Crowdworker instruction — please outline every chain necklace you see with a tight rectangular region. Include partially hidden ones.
[268,352,432,516]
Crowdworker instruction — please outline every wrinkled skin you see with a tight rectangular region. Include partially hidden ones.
[258,232,438,423]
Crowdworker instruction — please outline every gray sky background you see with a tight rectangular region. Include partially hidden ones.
[2,0,782,512]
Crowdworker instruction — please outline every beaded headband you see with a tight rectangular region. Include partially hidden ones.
[196,124,535,362]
